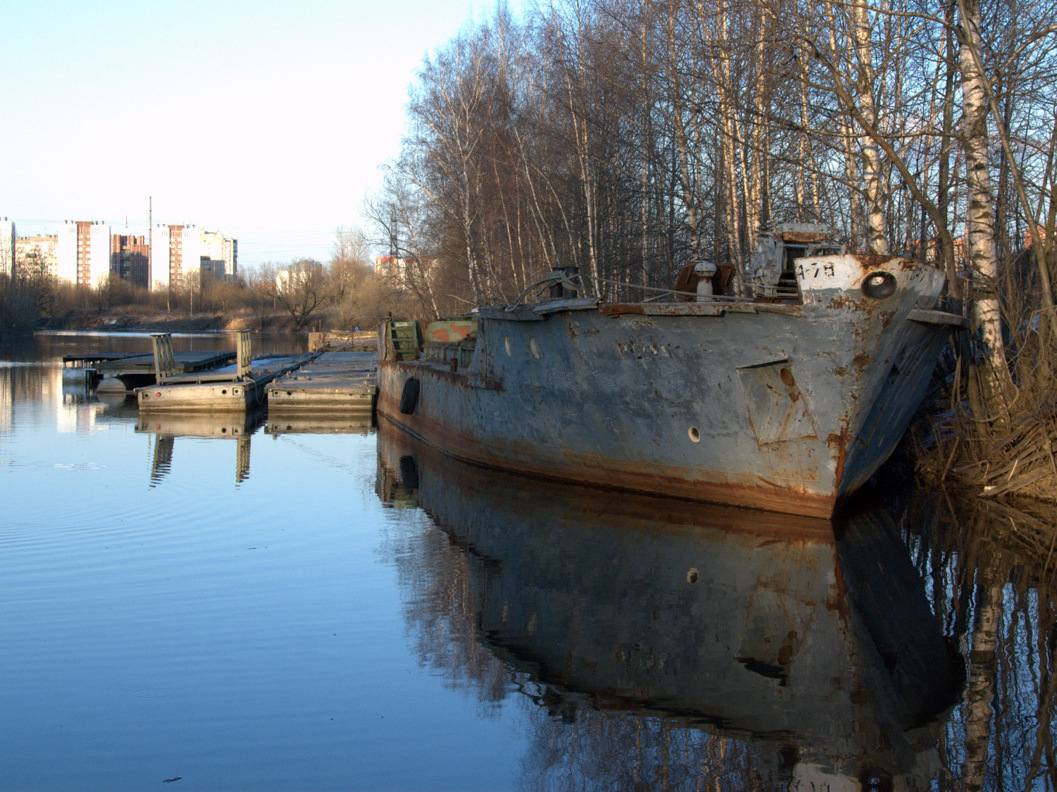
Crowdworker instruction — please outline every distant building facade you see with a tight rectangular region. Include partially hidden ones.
[156,222,199,289]
[374,256,413,281]
[3,214,237,291]
[57,221,112,288]
[200,229,238,280]
[0,218,15,277]
[111,234,151,289]
[16,234,58,279]
[152,226,237,291]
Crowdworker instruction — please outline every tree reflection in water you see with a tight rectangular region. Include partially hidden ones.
[377,421,1055,791]
[904,496,1057,791]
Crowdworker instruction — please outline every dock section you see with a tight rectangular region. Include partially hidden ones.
[137,331,320,413]
[266,350,377,429]
[64,350,236,392]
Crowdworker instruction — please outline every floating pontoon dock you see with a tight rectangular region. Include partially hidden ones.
[64,350,236,392]
[266,350,377,417]
[136,331,320,413]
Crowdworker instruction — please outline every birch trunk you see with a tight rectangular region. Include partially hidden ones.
[849,0,888,254]
[751,6,768,233]
[938,2,960,297]
[640,2,651,286]
[962,567,1003,791]
[700,0,743,269]
[959,0,1017,425]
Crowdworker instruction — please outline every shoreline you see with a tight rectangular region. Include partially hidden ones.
[33,312,305,335]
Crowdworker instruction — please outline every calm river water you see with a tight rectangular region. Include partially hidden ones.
[1,332,1054,791]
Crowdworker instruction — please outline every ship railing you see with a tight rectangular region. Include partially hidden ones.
[505,270,767,310]
[420,340,475,370]
[749,283,802,300]
[583,275,759,306]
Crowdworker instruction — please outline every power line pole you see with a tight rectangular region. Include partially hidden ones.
[148,197,154,308]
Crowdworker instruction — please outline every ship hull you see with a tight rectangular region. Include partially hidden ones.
[378,254,958,517]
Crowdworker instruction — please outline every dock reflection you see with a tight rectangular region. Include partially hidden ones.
[137,408,265,484]
[376,419,964,789]
[265,415,374,436]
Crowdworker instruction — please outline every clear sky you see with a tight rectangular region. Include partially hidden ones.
[0,0,503,271]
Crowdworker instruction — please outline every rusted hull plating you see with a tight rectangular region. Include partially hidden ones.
[378,253,958,517]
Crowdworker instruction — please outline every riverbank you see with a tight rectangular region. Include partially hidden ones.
[36,310,305,334]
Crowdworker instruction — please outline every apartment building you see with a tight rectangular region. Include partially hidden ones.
[150,226,238,290]
[57,221,111,287]
[5,214,237,290]
[111,234,150,288]
[15,235,59,279]
[374,256,413,282]
[200,229,238,280]
[0,218,14,276]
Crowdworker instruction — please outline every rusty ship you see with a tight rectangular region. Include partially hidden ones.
[376,223,963,518]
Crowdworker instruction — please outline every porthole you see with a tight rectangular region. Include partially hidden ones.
[529,337,541,359]
[504,336,512,357]
[862,271,897,299]
[688,426,701,443]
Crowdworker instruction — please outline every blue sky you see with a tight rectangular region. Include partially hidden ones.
[0,0,507,270]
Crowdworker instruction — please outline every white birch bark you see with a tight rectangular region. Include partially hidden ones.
[961,574,1003,791]
[849,0,888,254]
[959,0,1017,420]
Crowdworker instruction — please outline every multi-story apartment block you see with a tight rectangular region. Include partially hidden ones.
[148,224,171,291]
[143,224,203,292]
[0,218,15,277]
[374,256,413,282]
[111,235,151,289]
[15,235,59,279]
[168,224,200,290]
[5,214,237,290]
[200,229,238,280]
[57,221,111,287]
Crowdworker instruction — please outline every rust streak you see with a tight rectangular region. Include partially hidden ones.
[827,428,851,485]
[379,412,837,538]
[601,304,646,316]
[851,254,895,270]
[378,392,837,519]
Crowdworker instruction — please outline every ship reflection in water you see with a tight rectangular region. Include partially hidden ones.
[376,419,965,790]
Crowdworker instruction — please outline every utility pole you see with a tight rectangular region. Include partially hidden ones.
[149,197,157,311]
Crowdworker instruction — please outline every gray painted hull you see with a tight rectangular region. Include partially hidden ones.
[378,254,959,517]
